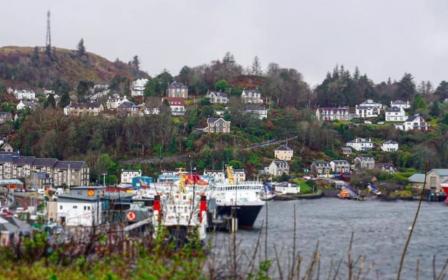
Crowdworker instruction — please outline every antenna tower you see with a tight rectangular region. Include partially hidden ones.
[46,10,51,48]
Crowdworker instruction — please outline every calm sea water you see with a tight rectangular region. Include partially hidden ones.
[211,199,448,279]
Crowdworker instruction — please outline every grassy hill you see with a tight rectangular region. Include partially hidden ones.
[0,46,148,89]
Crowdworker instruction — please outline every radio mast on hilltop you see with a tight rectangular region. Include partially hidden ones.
[45,10,52,50]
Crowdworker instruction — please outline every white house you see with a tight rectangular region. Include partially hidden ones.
[233,169,246,182]
[385,107,407,122]
[311,160,332,177]
[274,145,293,161]
[203,170,226,182]
[206,91,229,104]
[355,99,382,118]
[204,118,231,133]
[381,140,399,152]
[121,170,142,184]
[346,138,374,151]
[354,157,375,170]
[315,107,351,121]
[274,182,300,195]
[266,160,290,177]
[165,97,186,116]
[395,114,429,132]
[13,89,36,100]
[16,100,35,111]
[241,89,263,104]
[57,195,101,227]
[244,104,268,120]
[131,78,148,97]
[390,100,410,110]
[142,106,160,115]
[106,95,129,110]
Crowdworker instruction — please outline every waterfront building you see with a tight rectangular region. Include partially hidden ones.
[266,160,290,177]
[311,160,332,177]
[121,170,142,184]
[0,153,89,187]
[425,169,448,193]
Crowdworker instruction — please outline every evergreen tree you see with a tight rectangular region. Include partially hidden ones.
[59,91,71,108]
[429,101,441,117]
[412,94,427,113]
[77,39,86,56]
[395,73,416,100]
[132,55,140,71]
[251,56,262,76]
[44,94,56,108]
[76,80,94,101]
[31,47,40,66]
[0,81,5,94]
[434,81,448,101]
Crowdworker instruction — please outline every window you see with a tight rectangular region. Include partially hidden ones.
[60,205,63,210]
[73,205,78,209]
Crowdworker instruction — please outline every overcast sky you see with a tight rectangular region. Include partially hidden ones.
[1,0,447,86]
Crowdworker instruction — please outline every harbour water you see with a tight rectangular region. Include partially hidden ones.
[211,198,448,279]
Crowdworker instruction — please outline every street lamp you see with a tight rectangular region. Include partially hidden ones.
[102,173,106,187]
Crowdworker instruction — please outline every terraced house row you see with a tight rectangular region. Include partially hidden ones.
[0,152,89,187]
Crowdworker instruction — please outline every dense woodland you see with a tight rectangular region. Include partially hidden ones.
[1,46,448,185]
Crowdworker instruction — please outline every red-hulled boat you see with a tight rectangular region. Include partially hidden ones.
[442,183,448,204]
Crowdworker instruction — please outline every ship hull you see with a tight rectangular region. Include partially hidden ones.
[216,205,263,228]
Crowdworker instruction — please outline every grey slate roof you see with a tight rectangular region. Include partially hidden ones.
[386,107,402,112]
[32,158,58,168]
[276,144,292,151]
[168,81,188,89]
[408,173,425,183]
[431,169,448,177]
[13,156,36,166]
[54,161,86,170]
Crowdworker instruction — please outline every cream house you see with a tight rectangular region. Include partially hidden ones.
[274,145,293,161]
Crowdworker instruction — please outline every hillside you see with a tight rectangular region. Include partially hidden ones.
[0,46,149,89]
